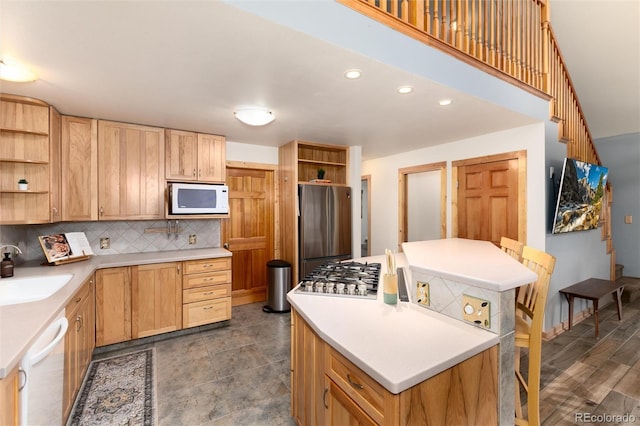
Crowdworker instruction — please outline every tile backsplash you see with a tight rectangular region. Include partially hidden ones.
[0,219,220,263]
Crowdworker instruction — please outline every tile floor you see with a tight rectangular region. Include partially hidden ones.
[92,277,640,426]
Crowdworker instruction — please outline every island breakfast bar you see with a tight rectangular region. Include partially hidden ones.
[288,238,538,425]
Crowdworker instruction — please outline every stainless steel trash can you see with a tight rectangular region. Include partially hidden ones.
[263,259,292,313]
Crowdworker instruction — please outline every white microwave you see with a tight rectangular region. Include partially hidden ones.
[169,183,229,215]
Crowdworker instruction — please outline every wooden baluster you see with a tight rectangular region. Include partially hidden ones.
[454,0,462,48]
[401,0,408,23]
[433,0,440,38]
[391,0,398,17]
[441,0,448,43]
[463,0,470,53]
[425,0,431,34]
[414,0,425,31]
[379,0,388,13]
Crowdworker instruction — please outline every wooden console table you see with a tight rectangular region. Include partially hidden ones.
[559,278,624,338]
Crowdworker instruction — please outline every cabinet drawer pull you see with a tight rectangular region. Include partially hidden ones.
[347,374,364,390]
[203,291,214,295]
[203,306,213,310]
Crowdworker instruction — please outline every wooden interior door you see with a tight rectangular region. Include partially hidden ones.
[456,157,520,245]
[222,165,275,306]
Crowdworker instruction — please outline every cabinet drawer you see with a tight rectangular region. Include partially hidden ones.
[183,284,231,303]
[326,347,388,424]
[182,270,231,289]
[65,276,92,316]
[183,257,231,275]
[183,298,231,328]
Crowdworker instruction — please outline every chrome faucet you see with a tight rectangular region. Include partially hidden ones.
[0,244,22,255]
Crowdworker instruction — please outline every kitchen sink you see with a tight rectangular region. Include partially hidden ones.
[0,274,73,306]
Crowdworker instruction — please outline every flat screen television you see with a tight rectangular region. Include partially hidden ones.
[552,158,608,234]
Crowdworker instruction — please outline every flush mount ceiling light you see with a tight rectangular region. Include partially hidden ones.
[439,99,453,106]
[0,59,37,82]
[344,69,362,79]
[397,86,413,94]
[233,107,275,126]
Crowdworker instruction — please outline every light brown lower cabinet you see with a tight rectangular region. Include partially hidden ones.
[0,365,19,426]
[291,308,499,426]
[96,267,132,346]
[132,262,182,339]
[63,275,95,422]
[96,257,232,346]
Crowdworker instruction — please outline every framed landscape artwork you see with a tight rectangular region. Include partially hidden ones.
[552,158,609,234]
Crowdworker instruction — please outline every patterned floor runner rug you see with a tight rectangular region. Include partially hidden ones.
[69,348,156,426]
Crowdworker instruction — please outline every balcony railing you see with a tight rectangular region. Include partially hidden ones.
[337,0,601,166]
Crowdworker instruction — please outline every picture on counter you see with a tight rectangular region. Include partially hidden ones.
[38,232,94,264]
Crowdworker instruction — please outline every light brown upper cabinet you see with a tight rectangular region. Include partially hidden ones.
[98,120,165,220]
[165,129,226,183]
[61,115,98,221]
[0,94,54,224]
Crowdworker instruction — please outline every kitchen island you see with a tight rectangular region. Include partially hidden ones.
[287,238,537,425]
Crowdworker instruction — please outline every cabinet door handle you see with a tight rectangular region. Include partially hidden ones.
[347,374,364,390]
[76,314,83,331]
[323,388,329,409]
[52,207,58,216]
[193,169,197,177]
[99,206,104,216]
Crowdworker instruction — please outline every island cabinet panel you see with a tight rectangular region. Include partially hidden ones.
[291,309,326,426]
[97,120,165,220]
[95,267,132,346]
[398,345,499,426]
[132,262,182,339]
[63,275,95,423]
[61,115,98,221]
[292,309,499,426]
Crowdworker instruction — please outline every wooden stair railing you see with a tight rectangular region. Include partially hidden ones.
[338,0,615,278]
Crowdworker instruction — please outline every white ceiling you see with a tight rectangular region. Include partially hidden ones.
[1,1,637,160]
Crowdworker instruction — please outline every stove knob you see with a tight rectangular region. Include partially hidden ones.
[305,282,314,292]
[358,284,367,296]
[347,284,356,295]
[326,283,335,294]
[336,283,345,294]
[315,282,324,293]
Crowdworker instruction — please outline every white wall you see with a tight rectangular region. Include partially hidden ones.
[362,123,546,256]
[595,132,640,277]
[407,171,441,241]
[226,141,279,164]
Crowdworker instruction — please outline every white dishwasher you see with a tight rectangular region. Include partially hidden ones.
[19,310,68,426]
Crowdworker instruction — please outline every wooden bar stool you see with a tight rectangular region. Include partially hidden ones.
[500,236,524,262]
[515,246,556,426]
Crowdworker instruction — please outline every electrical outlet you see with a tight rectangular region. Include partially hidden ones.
[416,281,430,306]
[100,237,110,249]
[462,294,491,328]
[189,234,197,245]
[625,215,633,224]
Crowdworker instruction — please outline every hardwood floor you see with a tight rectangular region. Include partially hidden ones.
[91,277,640,425]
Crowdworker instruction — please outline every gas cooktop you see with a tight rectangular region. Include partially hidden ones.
[294,261,382,300]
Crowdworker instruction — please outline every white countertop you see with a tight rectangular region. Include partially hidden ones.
[287,253,500,394]
[0,247,231,378]
[402,238,537,291]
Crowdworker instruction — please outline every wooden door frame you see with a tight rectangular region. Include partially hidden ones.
[398,162,447,251]
[451,150,527,242]
[361,174,371,257]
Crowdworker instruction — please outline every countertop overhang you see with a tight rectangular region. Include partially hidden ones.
[0,247,231,378]
[402,238,537,291]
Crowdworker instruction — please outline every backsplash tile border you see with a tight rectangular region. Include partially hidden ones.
[0,219,221,263]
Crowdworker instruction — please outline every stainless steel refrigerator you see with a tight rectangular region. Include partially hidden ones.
[299,184,352,279]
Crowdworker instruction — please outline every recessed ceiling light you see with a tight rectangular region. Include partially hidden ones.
[0,59,36,82]
[439,99,453,106]
[397,86,413,94]
[344,69,361,79]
